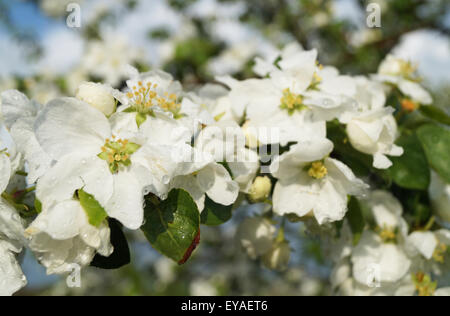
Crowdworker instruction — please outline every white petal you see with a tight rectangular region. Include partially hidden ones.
[197,163,239,206]
[139,113,192,145]
[0,240,26,296]
[326,158,369,196]
[0,154,11,194]
[0,90,37,129]
[227,148,260,193]
[373,152,393,169]
[9,117,53,183]
[435,287,450,296]
[36,153,113,208]
[407,231,437,259]
[272,176,318,218]
[35,97,110,160]
[352,231,410,284]
[106,171,144,230]
[27,200,84,240]
[170,175,206,212]
[398,80,432,105]
[0,198,25,244]
[270,138,333,179]
[315,180,348,224]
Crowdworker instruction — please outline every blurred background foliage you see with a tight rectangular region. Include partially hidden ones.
[0,0,448,296]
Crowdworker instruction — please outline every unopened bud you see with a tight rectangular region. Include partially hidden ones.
[248,176,272,203]
[76,82,116,116]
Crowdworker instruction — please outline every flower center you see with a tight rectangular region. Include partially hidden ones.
[412,272,437,297]
[98,136,141,173]
[433,239,447,264]
[126,81,182,118]
[377,226,397,243]
[398,60,418,80]
[280,88,308,115]
[307,161,328,180]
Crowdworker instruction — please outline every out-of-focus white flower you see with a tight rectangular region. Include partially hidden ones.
[208,41,257,76]
[23,78,61,105]
[374,54,432,105]
[350,29,382,48]
[407,229,450,264]
[190,279,218,296]
[429,171,450,223]
[351,231,411,285]
[262,240,291,271]
[237,217,276,259]
[271,138,368,224]
[82,34,143,87]
[76,82,116,116]
[40,0,83,17]
[351,191,411,288]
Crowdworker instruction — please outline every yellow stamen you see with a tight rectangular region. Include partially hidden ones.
[308,161,328,180]
[433,240,447,264]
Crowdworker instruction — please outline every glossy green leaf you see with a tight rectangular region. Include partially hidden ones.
[200,196,233,226]
[142,189,200,264]
[417,124,450,183]
[91,219,130,270]
[388,133,430,190]
[78,189,108,228]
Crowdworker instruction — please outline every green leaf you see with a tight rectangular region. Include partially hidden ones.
[419,106,450,126]
[91,219,130,270]
[34,198,42,214]
[142,189,200,264]
[417,124,450,183]
[200,196,233,226]
[347,197,365,245]
[78,189,108,227]
[388,133,430,190]
[136,112,147,128]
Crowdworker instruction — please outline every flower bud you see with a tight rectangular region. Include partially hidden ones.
[237,217,276,259]
[346,115,397,155]
[242,120,260,148]
[262,241,291,271]
[76,82,116,116]
[248,176,272,203]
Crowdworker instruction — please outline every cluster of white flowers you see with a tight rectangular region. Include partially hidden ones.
[0,42,443,296]
[330,190,450,296]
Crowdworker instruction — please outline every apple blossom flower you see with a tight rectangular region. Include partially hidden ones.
[373,54,432,106]
[270,138,368,224]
